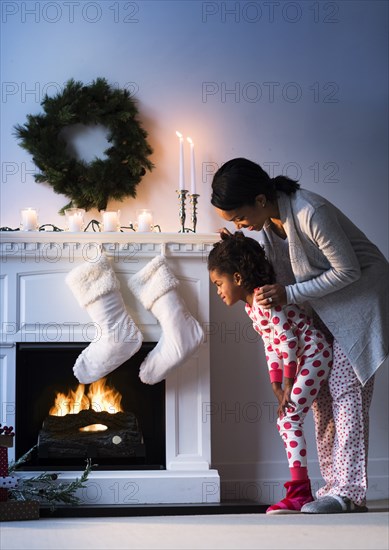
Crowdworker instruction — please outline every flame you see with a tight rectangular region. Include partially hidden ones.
[176,130,183,139]
[49,378,123,417]
[79,424,108,433]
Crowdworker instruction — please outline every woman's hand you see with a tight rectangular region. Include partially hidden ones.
[218,227,232,238]
[255,284,287,309]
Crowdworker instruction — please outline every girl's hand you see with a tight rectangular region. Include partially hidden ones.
[278,385,295,418]
[255,284,287,309]
[271,382,284,406]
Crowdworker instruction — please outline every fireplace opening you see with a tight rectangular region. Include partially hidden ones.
[15,342,165,471]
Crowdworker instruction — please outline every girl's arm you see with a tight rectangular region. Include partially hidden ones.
[263,338,284,384]
[251,303,299,381]
[271,382,284,404]
[279,377,295,417]
[269,307,299,380]
[272,378,295,418]
[248,304,285,384]
[266,307,300,417]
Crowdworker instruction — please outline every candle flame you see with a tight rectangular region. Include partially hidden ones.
[176,131,183,139]
[187,137,193,145]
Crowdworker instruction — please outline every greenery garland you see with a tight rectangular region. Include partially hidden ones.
[8,445,95,511]
[14,78,154,212]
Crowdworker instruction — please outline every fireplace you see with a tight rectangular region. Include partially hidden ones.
[0,232,220,505]
[15,342,165,470]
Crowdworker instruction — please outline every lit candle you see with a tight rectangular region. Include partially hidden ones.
[137,209,153,232]
[176,131,185,190]
[20,208,38,231]
[187,137,196,195]
[68,213,83,232]
[102,211,120,232]
[65,208,85,232]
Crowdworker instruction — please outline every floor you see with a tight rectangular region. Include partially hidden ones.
[1,501,388,550]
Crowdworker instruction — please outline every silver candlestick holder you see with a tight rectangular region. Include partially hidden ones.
[189,194,200,233]
[176,189,189,233]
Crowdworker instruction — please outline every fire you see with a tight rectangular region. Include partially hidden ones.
[49,378,123,417]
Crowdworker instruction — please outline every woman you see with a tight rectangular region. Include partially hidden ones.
[211,157,389,513]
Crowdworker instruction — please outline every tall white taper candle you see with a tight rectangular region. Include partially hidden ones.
[187,137,196,195]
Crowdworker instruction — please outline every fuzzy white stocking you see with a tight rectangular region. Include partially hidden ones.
[128,255,204,385]
[66,253,142,384]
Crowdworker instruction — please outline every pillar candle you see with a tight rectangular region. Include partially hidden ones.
[102,211,120,232]
[20,208,38,231]
[68,213,83,232]
[137,210,153,232]
[65,208,85,232]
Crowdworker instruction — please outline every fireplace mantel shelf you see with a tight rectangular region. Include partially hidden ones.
[0,231,219,258]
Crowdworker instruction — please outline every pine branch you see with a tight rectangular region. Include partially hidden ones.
[8,446,96,511]
[8,445,37,474]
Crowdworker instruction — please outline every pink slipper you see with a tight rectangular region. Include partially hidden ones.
[266,479,314,515]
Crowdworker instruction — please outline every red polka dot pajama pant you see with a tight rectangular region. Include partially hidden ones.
[277,349,332,469]
[311,340,374,506]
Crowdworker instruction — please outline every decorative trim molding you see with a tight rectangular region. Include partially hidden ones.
[0,232,219,259]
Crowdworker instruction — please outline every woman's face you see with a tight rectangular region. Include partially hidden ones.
[214,195,268,231]
[209,269,246,306]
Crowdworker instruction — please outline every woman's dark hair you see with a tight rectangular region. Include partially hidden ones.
[207,232,276,293]
[211,157,300,211]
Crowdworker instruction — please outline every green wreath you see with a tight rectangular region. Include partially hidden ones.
[14,78,154,212]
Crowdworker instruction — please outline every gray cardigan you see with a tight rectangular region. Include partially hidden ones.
[260,189,389,385]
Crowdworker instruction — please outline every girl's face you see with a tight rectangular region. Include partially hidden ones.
[214,195,268,232]
[209,269,247,306]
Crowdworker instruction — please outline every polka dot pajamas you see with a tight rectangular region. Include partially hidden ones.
[245,302,333,471]
[277,353,332,468]
[311,340,375,506]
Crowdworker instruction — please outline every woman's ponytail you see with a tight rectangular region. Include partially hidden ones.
[271,175,300,195]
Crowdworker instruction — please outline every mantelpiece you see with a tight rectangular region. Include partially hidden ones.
[0,231,220,505]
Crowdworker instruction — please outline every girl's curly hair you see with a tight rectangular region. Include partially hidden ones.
[207,231,276,292]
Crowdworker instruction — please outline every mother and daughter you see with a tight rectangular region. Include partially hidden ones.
[208,158,388,514]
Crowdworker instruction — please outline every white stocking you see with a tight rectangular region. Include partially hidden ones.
[66,253,142,384]
[128,255,203,384]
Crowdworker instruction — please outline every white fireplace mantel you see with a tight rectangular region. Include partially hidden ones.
[0,231,220,505]
[0,230,216,256]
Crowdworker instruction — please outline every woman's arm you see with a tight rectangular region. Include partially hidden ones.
[256,204,362,308]
[286,204,361,303]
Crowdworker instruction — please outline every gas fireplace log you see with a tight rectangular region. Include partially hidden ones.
[38,410,145,459]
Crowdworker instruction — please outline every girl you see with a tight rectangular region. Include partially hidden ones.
[208,232,333,514]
